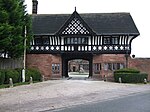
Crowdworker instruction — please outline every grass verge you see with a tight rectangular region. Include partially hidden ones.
[0,81,40,89]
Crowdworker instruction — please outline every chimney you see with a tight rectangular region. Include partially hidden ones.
[32,0,38,14]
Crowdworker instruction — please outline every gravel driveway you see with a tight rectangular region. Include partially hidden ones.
[0,80,150,112]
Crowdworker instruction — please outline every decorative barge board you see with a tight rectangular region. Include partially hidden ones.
[28,9,139,79]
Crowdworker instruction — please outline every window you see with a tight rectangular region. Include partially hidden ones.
[35,37,42,45]
[43,37,49,45]
[93,63,101,73]
[52,64,60,74]
[73,38,78,44]
[112,36,119,44]
[108,63,112,70]
[104,63,125,71]
[103,37,111,45]
[103,36,119,45]
[64,37,88,45]
[104,63,108,70]
[34,36,49,45]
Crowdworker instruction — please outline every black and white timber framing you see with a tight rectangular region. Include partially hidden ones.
[30,10,139,54]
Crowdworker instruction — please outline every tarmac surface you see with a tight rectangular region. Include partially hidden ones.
[0,77,150,112]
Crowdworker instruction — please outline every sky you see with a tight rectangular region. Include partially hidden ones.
[25,0,150,58]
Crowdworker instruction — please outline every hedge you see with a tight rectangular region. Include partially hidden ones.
[4,69,20,84]
[0,68,41,85]
[15,68,23,82]
[26,68,41,82]
[0,70,5,85]
[114,68,148,83]
[114,68,140,74]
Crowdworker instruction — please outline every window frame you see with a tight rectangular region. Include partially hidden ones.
[103,36,119,45]
[104,63,125,71]
[52,63,60,74]
[93,63,101,73]
[34,36,49,45]
[64,37,88,45]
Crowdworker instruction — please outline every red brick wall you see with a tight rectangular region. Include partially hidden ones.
[26,54,150,81]
[26,54,61,80]
[93,54,126,80]
[129,58,150,81]
[93,54,150,81]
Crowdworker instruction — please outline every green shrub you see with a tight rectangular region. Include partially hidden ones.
[0,68,41,85]
[114,73,148,83]
[0,70,5,85]
[4,69,20,84]
[114,68,148,83]
[26,68,41,82]
[15,68,23,82]
[114,68,140,74]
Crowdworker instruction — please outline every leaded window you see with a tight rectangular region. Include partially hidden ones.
[104,63,125,71]
[43,36,49,45]
[112,36,119,45]
[52,64,60,74]
[64,37,88,45]
[103,36,119,45]
[103,37,111,45]
[34,36,49,45]
[34,37,42,45]
[93,63,101,74]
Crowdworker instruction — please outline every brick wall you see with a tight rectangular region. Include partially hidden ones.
[93,54,150,81]
[93,54,126,81]
[26,54,150,81]
[129,58,150,81]
[26,54,61,80]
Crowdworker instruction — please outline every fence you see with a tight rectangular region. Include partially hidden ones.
[0,58,23,69]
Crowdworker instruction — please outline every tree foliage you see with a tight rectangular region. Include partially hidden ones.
[0,0,32,58]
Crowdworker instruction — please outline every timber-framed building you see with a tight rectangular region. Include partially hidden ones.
[27,0,144,80]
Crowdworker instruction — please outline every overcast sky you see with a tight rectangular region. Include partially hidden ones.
[25,0,150,58]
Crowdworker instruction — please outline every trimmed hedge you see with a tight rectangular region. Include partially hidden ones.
[114,73,148,83]
[0,68,41,85]
[26,68,41,82]
[114,68,140,74]
[114,68,148,83]
[4,69,20,84]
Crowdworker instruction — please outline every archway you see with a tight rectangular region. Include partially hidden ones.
[68,59,89,79]
[61,53,93,78]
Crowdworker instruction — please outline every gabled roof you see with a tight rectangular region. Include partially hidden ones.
[32,11,140,36]
[56,11,96,35]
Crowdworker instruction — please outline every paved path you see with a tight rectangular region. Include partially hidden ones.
[0,80,150,112]
[68,72,89,80]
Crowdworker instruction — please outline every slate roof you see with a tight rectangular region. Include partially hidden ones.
[32,12,140,36]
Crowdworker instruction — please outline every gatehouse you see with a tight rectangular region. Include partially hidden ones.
[27,0,145,80]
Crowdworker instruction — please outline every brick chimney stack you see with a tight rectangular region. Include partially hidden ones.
[32,0,38,14]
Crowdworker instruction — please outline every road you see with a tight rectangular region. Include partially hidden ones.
[51,91,150,112]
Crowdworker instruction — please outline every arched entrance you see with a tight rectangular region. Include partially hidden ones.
[61,53,93,78]
[68,59,89,79]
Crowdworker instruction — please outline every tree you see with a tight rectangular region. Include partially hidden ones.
[0,0,32,58]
